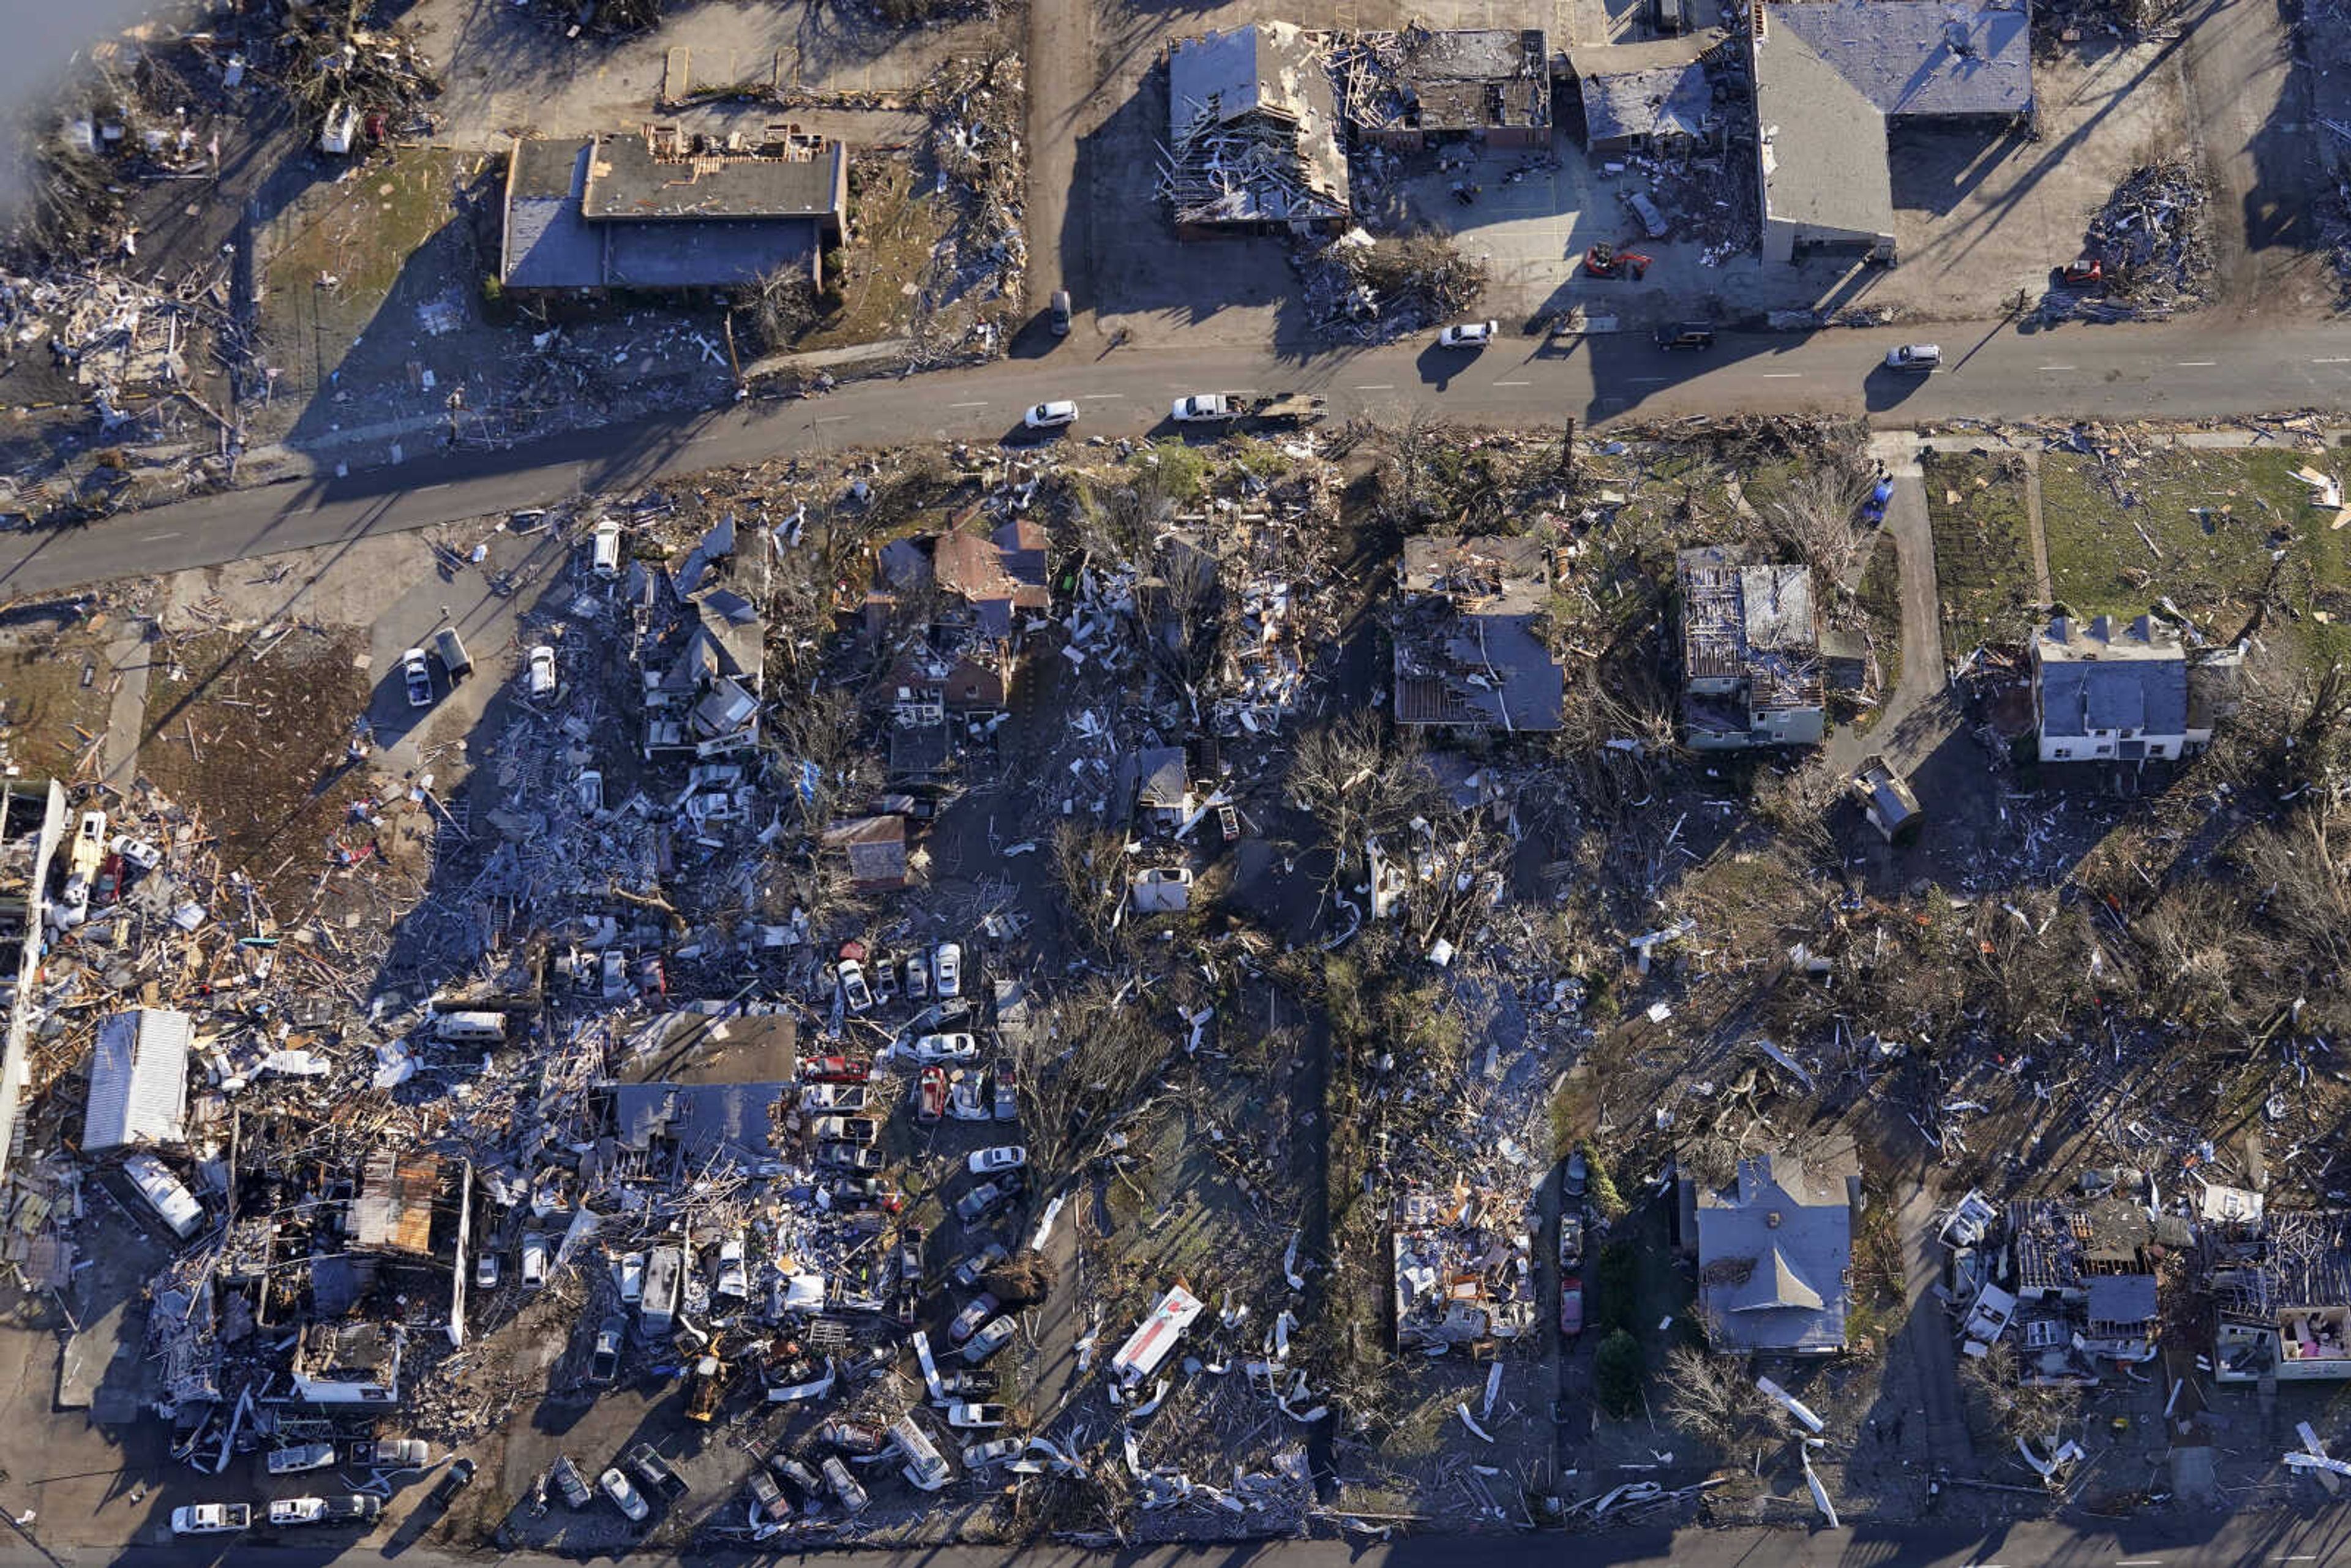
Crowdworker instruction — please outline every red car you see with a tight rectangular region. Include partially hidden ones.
[2059,257,2104,287]
[1560,1274,1584,1338]
[803,1055,871,1085]
[915,1065,948,1125]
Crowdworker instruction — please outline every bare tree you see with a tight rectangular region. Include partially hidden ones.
[1759,463,1875,587]
[1284,708,1445,894]
[1659,1344,1778,1452]
[1957,1339,2079,1451]
[1049,818,1130,953]
[1008,978,1176,1179]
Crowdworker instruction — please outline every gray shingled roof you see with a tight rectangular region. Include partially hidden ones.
[2039,659,2186,737]
[2087,1273,2159,1325]
[1772,0,2034,119]
[1697,1153,1853,1352]
[1579,62,1714,146]
[1753,26,1896,241]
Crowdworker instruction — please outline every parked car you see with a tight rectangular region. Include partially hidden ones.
[803,1054,872,1085]
[1436,320,1498,348]
[1048,290,1072,336]
[803,1082,871,1112]
[475,1248,501,1290]
[1884,343,1942,372]
[110,834,161,871]
[526,643,558,699]
[904,952,930,1000]
[2058,257,2105,287]
[913,1031,980,1065]
[822,1454,871,1512]
[816,1417,890,1456]
[267,1442,337,1475]
[269,1496,373,1528]
[967,1146,1028,1176]
[819,1141,883,1172]
[947,1401,1009,1429]
[836,959,874,1013]
[934,942,962,996]
[617,1251,645,1303]
[953,1241,1009,1289]
[991,1062,1019,1121]
[938,1367,1000,1396]
[871,951,899,1005]
[964,1438,1024,1468]
[588,1316,626,1384]
[362,1438,430,1468]
[957,1182,1014,1224]
[948,1071,992,1122]
[550,1455,594,1509]
[625,1442,689,1501]
[767,1454,827,1513]
[1560,1274,1585,1337]
[1564,1149,1589,1199]
[319,1495,381,1525]
[962,1315,1018,1364]
[428,1457,478,1507]
[599,1466,649,1522]
[1654,321,1715,350]
[950,1292,1003,1343]
[399,647,433,708]
[746,1467,790,1523]
[1023,400,1079,430]
[1559,1213,1584,1271]
[897,1225,926,1285]
[811,1114,880,1145]
[171,1504,250,1534]
[915,1064,948,1124]
[714,1236,749,1300]
[521,1231,549,1289]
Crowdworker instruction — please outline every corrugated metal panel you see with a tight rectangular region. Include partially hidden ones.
[83,1008,192,1152]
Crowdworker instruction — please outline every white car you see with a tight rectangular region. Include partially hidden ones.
[400,647,433,708]
[714,1234,749,1301]
[967,1146,1028,1175]
[268,1498,327,1528]
[904,953,930,1000]
[266,1442,337,1475]
[171,1503,251,1534]
[1023,400,1079,429]
[934,942,962,997]
[110,835,161,871]
[964,1437,1024,1468]
[913,1032,980,1065]
[476,1250,501,1290]
[837,958,874,1014]
[617,1251,645,1303]
[1437,320,1498,348]
[1884,343,1943,371]
[527,644,558,699]
[946,1400,1009,1428]
[522,1231,549,1289]
[599,1466,650,1521]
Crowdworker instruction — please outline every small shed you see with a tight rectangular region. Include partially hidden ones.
[83,1008,193,1152]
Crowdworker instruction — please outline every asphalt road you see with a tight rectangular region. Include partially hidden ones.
[21,1509,2351,1567]
[9,314,2351,600]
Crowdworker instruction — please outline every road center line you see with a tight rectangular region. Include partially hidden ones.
[2176,360,2217,367]
[2117,1559,2164,1565]
[814,415,851,424]
[948,400,989,408]
[1354,383,1394,391]
[2039,364,2076,371]
[141,531,181,542]
[1760,372,1802,379]
[2315,358,2351,365]
[1083,392,1125,399]
[1630,376,1670,383]
[1493,379,1531,386]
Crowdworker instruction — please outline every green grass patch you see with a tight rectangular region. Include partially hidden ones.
[1922,451,2038,650]
[1850,532,1903,735]
[2041,447,2351,667]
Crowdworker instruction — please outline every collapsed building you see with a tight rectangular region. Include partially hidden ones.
[1676,548,1824,749]
[1567,37,1719,157]
[1163,24,1352,235]
[1392,1186,1536,1352]
[1393,535,1566,733]
[2211,1208,2351,1384]
[1341,26,1551,151]
[500,124,850,298]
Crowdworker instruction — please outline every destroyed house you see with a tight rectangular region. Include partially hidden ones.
[1750,1,2031,264]
[1568,39,1718,155]
[611,1010,799,1168]
[822,814,911,891]
[867,511,1049,721]
[643,583,765,760]
[1135,748,1194,825]
[1349,27,1551,150]
[500,124,849,297]
[1391,1188,1537,1351]
[350,1150,456,1260]
[2031,613,2243,764]
[1393,536,1565,732]
[1166,24,1352,234]
[1691,1150,1855,1354]
[82,1007,192,1153]
[2212,1210,2351,1383]
[2006,1196,2164,1362]
[1678,550,1824,749]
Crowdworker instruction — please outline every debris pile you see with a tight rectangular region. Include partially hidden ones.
[909,53,1030,362]
[1297,230,1489,343]
[2083,156,2213,310]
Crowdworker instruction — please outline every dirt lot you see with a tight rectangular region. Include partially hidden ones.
[0,606,121,779]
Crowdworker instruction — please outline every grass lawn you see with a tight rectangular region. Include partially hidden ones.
[2039,447,2351,666]
[1922,451,2038,650]
[792,158,958,353]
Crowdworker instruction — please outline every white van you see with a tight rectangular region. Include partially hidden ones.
[122,1153,204,1239]
[432,1011,509,1045]
[591,520,624,579]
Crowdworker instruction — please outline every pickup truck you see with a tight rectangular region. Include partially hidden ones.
[1170,391,1329,427]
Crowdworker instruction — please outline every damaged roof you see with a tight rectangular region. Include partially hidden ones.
[1394,536,1566,732]
[1578,59,1714,144]
[1770,0,2034,119]
[2036,613,2191,737]
[1695,1150,1855,1352]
